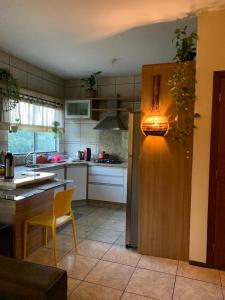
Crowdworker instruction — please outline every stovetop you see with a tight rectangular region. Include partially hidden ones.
[93,158,122,164]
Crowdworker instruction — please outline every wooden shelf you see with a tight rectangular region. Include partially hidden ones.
[92,108,130,112]
[73,97,140,102]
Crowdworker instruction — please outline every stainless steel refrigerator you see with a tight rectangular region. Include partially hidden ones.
[126,112,142,248]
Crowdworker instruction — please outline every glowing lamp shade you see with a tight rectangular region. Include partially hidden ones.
[141,113,169,136]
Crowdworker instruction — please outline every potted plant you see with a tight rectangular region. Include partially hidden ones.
[9,118,20,133]
[0,68,20,112]
[81,71,102,98]
[52,121,63,139]
[168,26,199,142]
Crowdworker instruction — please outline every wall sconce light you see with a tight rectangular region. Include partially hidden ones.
[141,74,169,136]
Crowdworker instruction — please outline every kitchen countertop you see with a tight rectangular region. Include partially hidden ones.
[15,160,128,173]
[0,179,71,201]
[0,160,128,201]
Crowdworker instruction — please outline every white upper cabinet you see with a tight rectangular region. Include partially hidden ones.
[65,100,91,119]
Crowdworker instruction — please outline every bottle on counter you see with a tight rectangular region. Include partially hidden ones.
[4,152,14,179]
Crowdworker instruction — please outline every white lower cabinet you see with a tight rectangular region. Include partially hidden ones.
[88,166,127,203]
[66,166,87,201]
[41,167,65,195]
[88,184,124,203]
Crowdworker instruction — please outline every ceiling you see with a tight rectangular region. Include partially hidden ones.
[0,0,224,78]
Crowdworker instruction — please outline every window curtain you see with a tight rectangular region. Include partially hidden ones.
[9,101,64,130]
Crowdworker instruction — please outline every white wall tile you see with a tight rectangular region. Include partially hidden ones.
[134,74,142,84]
[0,62,9,70]
[64,123,81,142]
[42,71,64,85]
[0,50,9,64]
[10,67,27,88]
[97,76,116,85]
[65,79,81,88]
[116,84,134,97]
[80,123,98,144]
[64,142,81,156]
[116,75,135,84]
[134,83,141,98]
[98,85,116,97]
[65,87,81,98]
[27,74,42,93]
[26,63,43,77]
[43,80,62,98]
[10,56,28,71]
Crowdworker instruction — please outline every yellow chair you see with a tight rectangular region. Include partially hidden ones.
[24,188,78,265]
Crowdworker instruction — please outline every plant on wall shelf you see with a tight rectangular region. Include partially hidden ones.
[81,71,102,97]
[168,26,200,142]
[0,68,20,112]
[52,121,63,139]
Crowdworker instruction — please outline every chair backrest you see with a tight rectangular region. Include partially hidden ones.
[53,188,75,218]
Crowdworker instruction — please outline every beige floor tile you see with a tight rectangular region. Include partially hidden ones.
[60,223,95,240]
[121,292,154,299]
[100,219,125,232]
[75,206,97,215]
[58,252,98,280]
[102,245,141,267]
[76,215,108,227]
[173,276,223,300]
[69,281,122,300]
[68,278,81,296]
[126,268,175,300]
[220,271,225,286]
[86,228,121,244]
[114,232,126,246]
[25,246,67,266]
[177,261,221,285]
[86,260,135,291]
[138,255,178,275]
[78,239,112,259]
[46,233,77,252]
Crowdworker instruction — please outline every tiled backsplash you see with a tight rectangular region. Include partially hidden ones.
[64,75,141,161]
[64,119,128,161]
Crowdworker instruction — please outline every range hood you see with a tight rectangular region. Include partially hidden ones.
[93,100,127,131]
[94,115,126,130]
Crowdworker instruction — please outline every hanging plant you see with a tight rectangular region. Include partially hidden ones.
[0,68,20,112]
[52,121,63,139]
[81,71,102,97]
[168,26,200,142]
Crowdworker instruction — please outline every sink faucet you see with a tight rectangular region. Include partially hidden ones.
[25,152,33,166]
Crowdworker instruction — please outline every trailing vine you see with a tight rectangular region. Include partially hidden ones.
[168,26,200,142]
[0,68,20,111]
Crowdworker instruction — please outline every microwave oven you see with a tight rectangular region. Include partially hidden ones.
[65,100,91,119]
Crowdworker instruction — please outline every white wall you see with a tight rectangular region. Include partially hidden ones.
[190,8,225,263]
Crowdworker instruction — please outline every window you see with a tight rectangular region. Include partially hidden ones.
[9,101,63,126]
[7,100,63,154]
[8,131,56,154]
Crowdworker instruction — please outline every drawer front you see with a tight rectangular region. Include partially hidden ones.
[88,183,124,203]
[88,175,123,185]
[88,166,123,176]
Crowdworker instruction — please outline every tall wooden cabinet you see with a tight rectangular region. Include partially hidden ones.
[138,63,194,261]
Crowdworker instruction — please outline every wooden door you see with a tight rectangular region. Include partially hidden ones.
[207,71,225,269]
